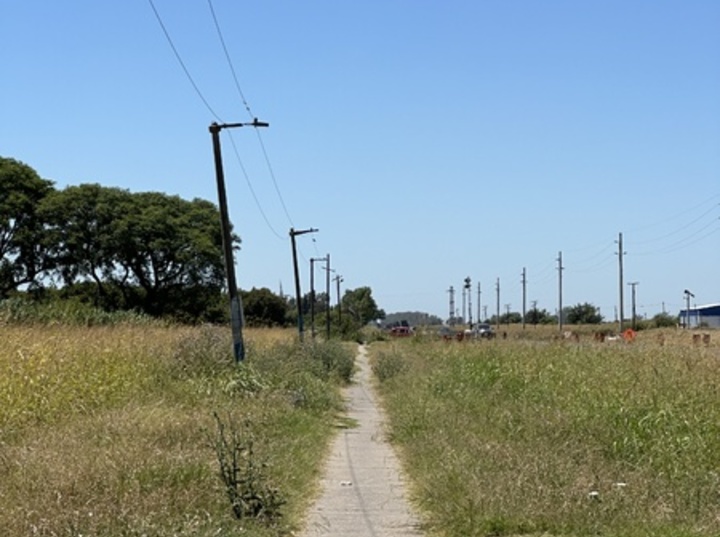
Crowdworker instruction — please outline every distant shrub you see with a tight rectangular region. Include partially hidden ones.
[652,312,678,328]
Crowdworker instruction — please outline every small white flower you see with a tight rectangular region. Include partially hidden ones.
[588,490,600,500]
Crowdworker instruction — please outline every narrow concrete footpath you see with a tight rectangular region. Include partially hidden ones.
[298,344,424,537]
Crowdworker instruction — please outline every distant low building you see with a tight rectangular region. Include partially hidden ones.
[678,303,720,328]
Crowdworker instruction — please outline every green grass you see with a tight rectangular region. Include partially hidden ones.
[372,336,720,537]
[0,324,354,536]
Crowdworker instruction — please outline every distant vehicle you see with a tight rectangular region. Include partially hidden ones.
[390,326,412,337]
[475,323,496,339]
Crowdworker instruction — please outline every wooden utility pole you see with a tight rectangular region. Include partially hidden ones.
[310,257,326,339]
[334,274,343,322]
[683,289,694,329]
[290,227,318,341]
[521,267,527,330]
[325,254,331,338]
[477,282,481,323]
[557,251,564,332]
[209,118,268,362]
[495,278,500,330]
[628,281,639,330]
[617,232,625,332]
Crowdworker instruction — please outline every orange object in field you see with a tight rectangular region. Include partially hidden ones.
[623,328,637,342]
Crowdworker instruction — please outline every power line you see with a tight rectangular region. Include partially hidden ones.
[207,0,296,229]
[568,253,616,274]
[224,132,285,240]
[207,0,254,119]
[627,193,720,234]
[254,132,295,227]
[147,0,221,121]
[634,218,720,255]
[149,0,290,241]
[631,203,719,246]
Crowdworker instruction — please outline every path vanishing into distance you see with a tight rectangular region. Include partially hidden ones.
[298,344,425,537]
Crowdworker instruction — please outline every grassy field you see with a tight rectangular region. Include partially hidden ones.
[0,323,354,537]
[371,328,720,537]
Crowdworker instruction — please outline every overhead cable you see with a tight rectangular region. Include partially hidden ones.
[147,0,222,121]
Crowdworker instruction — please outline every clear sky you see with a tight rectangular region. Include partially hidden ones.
[2,1,718,322]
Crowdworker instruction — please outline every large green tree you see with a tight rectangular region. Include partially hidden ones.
[112,191,230,316]
[41,183,233,319]
[0,157,54,297]
[40,183,128,305]
[341,286,385,326]
[242,287,289,327]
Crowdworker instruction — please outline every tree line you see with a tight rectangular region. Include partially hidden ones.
[1,157,384,329]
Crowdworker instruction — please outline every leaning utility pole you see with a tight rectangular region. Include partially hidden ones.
[617,232,625,333]
[290,227,318,341]
[521,267,527,330]
[557,251,564,332]
[209,118,268,362]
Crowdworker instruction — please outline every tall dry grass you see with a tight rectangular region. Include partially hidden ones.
[372,334,720,537]
[0,324,353,537]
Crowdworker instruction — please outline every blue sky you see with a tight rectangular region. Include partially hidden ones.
[2,1,718,321]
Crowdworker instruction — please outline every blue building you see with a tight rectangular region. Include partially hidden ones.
[678,303,720,328]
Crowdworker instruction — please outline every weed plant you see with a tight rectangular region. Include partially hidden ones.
[0,324,353,536]
[372,336,720,537]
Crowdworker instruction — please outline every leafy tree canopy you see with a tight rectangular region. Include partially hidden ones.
[242,287,289,327]
[342,286,385,325]
[525,307,555,325]
[0,157,54,297]
[565,302,603,324]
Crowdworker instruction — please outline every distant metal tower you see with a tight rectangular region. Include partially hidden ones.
[465,277,472,328]
[447,286,455,325]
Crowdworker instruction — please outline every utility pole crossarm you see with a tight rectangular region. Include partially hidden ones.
[290,227,319,237]
[210,118,270,133]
